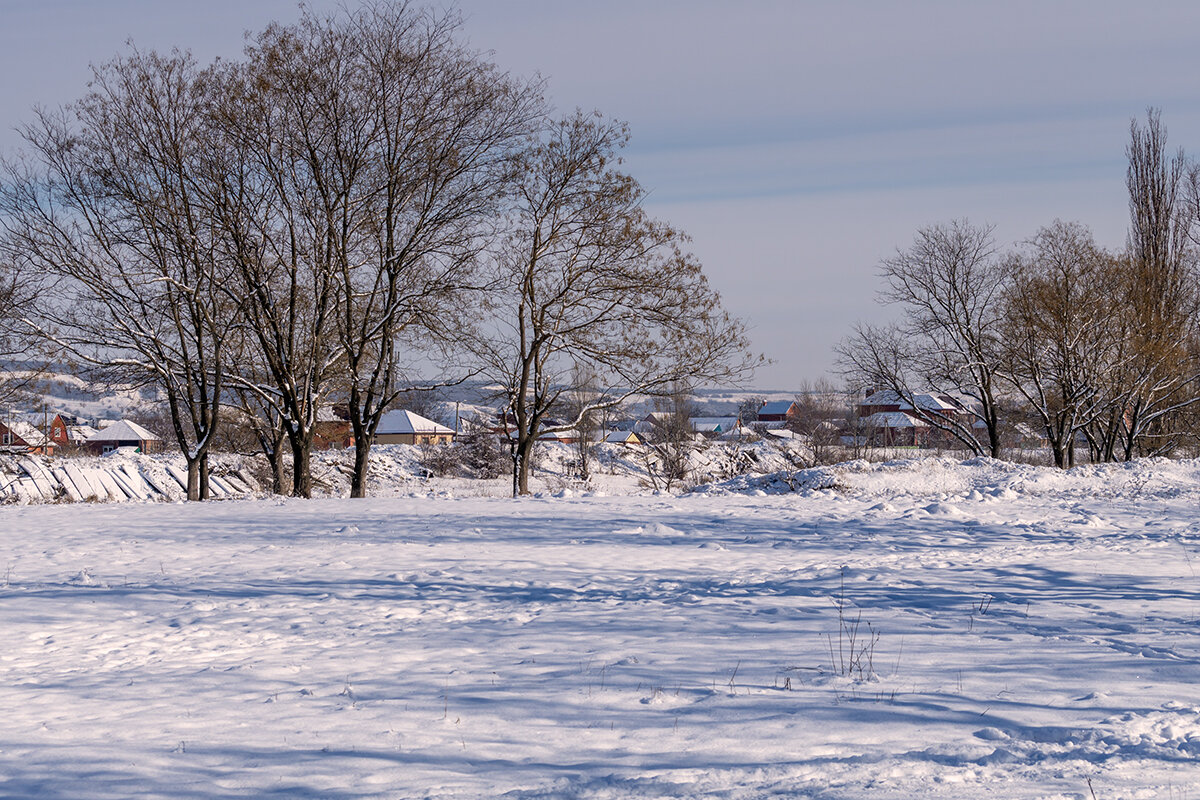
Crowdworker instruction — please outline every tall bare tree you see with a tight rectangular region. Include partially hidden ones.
[837,220,1007,457]
[481,111,759,495]
[333,3,542,497]
[205,17,355,498]
[208,3,541,498]
[1110,109,1200,458]
[560,363,602,481]
[1000,221,1123,467]
[0,51,233,499]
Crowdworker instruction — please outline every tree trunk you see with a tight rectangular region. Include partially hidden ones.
[186,457,201,501]
[350,432,372,499]
[292,435,313,498]
[577,437,590,481]
[269,441,289,496]
[1122,404,1141,462]
[513,434,536,496]
[986,409,1002,459]
[199,450,211,500]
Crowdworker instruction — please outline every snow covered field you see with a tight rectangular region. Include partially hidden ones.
[2,457,1200,798]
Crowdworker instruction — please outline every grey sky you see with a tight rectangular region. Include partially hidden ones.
[4,1,1200,388]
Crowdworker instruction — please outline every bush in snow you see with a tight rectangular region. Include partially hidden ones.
[456,432,509,480]
[419,442,462,478]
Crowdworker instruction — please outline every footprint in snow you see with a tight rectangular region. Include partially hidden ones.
[1074,692,1107,703]
[974,727,1009,741]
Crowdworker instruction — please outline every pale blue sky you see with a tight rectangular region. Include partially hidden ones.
[4,1,1200,387]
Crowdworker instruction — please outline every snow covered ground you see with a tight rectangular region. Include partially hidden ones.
[2,457,1199,798]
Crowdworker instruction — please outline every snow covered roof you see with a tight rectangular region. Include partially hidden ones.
[604,430,640,444]
[5,420,48,447]
[67,425,99,443]
[377,410,454,436]
[912,393,959,411]
[863,411,927,428]
[85,419,162,442]
[758,400,795,416]
[688,417,738,433]
[316,406,343,423]
[863,390,959,413]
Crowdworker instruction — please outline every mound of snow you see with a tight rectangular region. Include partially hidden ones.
[693,465,843,495]
[692,456,1200,502]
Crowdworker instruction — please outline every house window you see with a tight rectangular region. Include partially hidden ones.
[1,432,10,445]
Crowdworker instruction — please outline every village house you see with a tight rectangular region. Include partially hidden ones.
[634,412,741,440]
[84,420,163,455]
[858,409,929,447]
[376,410,455,445]
[687,416,741,437]
[485,409,589,444]
[603,429,641,446]
[0,418,55,455]
[47,413,99,451]
[756,400,799,424]
[314,406,354,451]
[857,389,981,449]
[534,429,580,445]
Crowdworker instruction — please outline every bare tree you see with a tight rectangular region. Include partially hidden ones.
[640,383,698,492]
[1000,221,1123,467]
[0,51,234,500]
[330,3,543,498]
[207,20,358,498]
[206,3,541,498]
[480,111,759,495]
[560,364,602,481]
[738,396,764,425]
[789,378,845,465]
[234,383,292,495]
[1109,109,1200,459]
[837,220,1006,456]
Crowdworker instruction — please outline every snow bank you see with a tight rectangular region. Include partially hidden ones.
[11,444,1200,509]
[0,453,261,504]
[696,455,1200,502]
